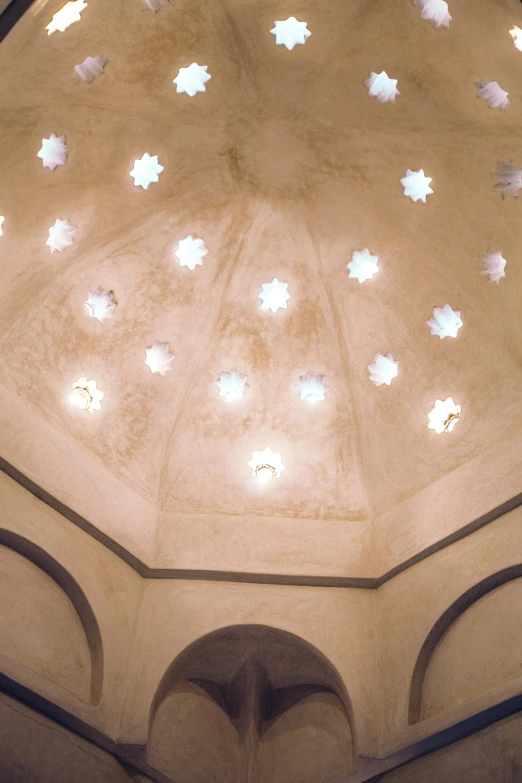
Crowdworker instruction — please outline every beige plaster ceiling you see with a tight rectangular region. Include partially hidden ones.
[1,0,522,574]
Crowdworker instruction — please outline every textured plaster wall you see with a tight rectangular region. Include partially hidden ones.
[0,692,144,783]
[149,681,239,783]
[421,577,522,720]
[377,503,522,756]
[378,711,522,783]
[0,471,142,738]
[0,545,91,702]
[1,473,522,781]
[121,580,378,757]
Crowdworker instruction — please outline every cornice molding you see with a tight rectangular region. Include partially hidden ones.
[2,456,521,589]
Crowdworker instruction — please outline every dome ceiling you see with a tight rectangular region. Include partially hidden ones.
[1,0,522,576]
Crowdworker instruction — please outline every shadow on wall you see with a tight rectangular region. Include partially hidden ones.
[148,624,355,783]
[0,529,103,705]
[409,565,522,724]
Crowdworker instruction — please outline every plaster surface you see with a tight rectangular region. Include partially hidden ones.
[0,691,141,783]
[0,545,91,702]
[1,473,522,782]
[2,0,522,778]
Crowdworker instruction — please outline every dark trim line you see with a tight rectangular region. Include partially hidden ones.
[2,669,522,783]
[0,0,36,42]
[2,457,522,589]
[362,692,522,783]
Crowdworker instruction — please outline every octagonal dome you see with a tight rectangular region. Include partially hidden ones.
[1,0,521,579]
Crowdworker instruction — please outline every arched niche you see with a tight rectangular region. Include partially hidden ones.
[148,625,355,783]
[409,565,522,724]
[0,529,103,705]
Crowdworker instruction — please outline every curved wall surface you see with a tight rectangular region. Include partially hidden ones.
[0,543,92,702]
[148,625,354,783]
[421,578,522,720]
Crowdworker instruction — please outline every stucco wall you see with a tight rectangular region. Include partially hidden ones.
[378,711,522,783]
[0,545,91,701]
[1,469,522,781]
[0,692,146,783]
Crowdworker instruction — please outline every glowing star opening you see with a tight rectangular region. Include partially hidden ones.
[428,397,461,434]
[413,0,452,28]
[258,278,290,313]
[270,17,311,50]
[509,26,522,51]
[144,343,174,376]
[427,304,462,339]
[481,250,506,284]
[0,216,4,236]
[493,161,522,200]
[143,0,170,11]
[46,1,87,35]
[71,377,103,413]
[365,71,400,103]
[85,287,117,321]
[74,56,106,83]
[248,448,285,481]
[475,80,509,110]
[368,353,398,387]
[173,64,211,97]
[347,249,379,283]
[46,218,76,253]
[130,153,164,189]
[174,235,208,270]
[298,372,328,404]
[401,169,433,203]
[217,370,247,401]
[37,133,70,171]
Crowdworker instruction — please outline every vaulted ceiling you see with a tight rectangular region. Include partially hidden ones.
[1,0,522,577]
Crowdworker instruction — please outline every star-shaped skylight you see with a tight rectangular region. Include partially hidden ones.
[217,370,248,401]
[298,372,328,404]
[143,0,170,10]
[413,0,452,28]
[475,80,509,110]
[0,216,4,236]
[71,377,103,413]
[347,249,379,283]
[248,448,285,480]
[493,161,522,199]
[258,278,290,313]
[427,304,463,339]
[368,353,399,387]
[85,287,117,321]
[130,153,164,189]
[428,397,461,434]
[481,250,506,284]
[510,26,522,51]
[74,56,106,83]
[174,235,208,270]
[37,133,70,171]
[46,1,87,34]
[366,71,400,103]
[401,168,433,203]
[46,218,76,253]
[173,64,211,97]
[270,17,311,50]
[368,353,399,386]
[144,343,174,375]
